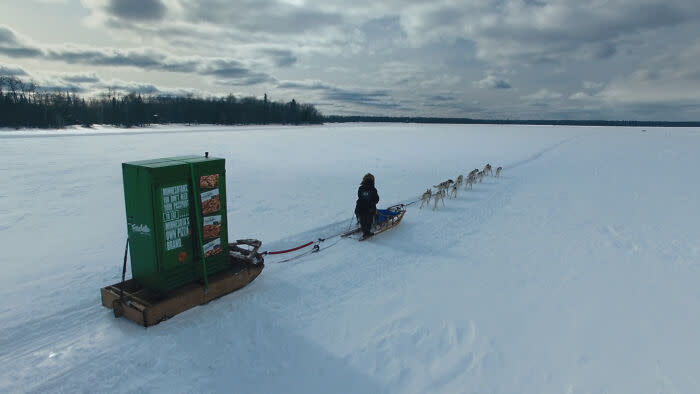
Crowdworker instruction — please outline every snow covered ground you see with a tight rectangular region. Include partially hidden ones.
[1,123,699,393]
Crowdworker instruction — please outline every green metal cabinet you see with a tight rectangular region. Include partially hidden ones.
[122,155,229,293]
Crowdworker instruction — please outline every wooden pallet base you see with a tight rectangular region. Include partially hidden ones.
[101,259,264,327]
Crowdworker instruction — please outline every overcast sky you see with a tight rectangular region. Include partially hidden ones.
[1,0,699,120]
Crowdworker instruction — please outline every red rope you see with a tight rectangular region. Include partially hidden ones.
[265,241,314,255]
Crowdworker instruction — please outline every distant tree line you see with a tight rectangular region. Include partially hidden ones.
[325,116,700,127]
[0,75,323,128]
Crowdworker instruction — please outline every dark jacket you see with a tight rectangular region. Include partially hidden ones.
[355,182,379,216]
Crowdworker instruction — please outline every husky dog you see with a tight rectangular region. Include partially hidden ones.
[419,189,432,208]
[433,179,454,190]
[483,164,492,176]
[433,179,454,196]
[449,182,459,199]
[466,175,474,189]
[495,166,502,177]
[477,170,484,183]
[433,188,446,210]
[467,168,479,189]
[454,175,463,189]
[449,175,463,198]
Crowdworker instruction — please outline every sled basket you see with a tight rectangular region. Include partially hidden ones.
[373,204,406,235]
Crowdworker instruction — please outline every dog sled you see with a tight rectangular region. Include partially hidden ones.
[101,240,264,327]
[342,204,407,240]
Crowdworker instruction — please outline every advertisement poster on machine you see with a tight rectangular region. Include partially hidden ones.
[162,184,191,251]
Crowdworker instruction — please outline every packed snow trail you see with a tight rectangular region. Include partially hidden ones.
[1,124,699,393]
[263,134,580,259]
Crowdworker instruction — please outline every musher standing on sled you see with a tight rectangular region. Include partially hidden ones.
[355,173,379,239]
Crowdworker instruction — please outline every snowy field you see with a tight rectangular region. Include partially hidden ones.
[1,123,699,393]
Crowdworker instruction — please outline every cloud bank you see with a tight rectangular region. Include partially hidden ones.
[3,0,700,120]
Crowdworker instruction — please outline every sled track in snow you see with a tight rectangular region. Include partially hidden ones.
[0,301,105,393]
[263,134,578,262]
[505,134,582,170]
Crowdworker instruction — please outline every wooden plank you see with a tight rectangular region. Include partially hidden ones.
[101,286,147,326]
[101,262,264,327]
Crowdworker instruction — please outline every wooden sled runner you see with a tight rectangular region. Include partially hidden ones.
[101,240,264,327]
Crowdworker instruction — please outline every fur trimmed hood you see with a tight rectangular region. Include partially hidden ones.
[361,173,375,186]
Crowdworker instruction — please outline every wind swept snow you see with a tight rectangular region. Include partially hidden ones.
[1,123,699,393]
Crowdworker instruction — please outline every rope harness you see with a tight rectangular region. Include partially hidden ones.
[263,241,315,255]
[262,201,415,264]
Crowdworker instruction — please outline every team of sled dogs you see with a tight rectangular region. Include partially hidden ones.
[420,164,502,210]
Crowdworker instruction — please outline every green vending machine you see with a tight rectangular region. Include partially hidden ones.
[122,155,230,293]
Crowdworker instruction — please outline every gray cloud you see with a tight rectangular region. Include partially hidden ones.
[632,69,661,81]
[0,26,44,58]
[583,81,604,90]
[569,91,593,101]
[0,25,18,43]
[18,72,113,95]
[202,59,275,85]
[0,64,28,76]
[591,42,617,60]
[105,0,166,21]
[60,72,101,84]
[37,83,87,93]
[47,47,164,69]
[201,59,256,78]
[277,79,397,107]
[259,49,297,67]
[25,73,91,93]
[215,74,274,87]
[182,0,342,34]
[94,76,205,97]
[95,0,689,68]
[638,42,700,82]
[100,80,161,94]
[395,0,700,65]
[6,1,700,119]
[23,70,205,97]
[585,42,700,114]
[521,89,563,101]
[0,47,44,58]
[0,25,273,86]
[277,79,332,90]
[428,95,456,102]
[623,102,700,121]
[475,74,512,89]
[323,89,389,104]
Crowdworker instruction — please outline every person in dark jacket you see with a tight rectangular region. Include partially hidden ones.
[355,173,379,238]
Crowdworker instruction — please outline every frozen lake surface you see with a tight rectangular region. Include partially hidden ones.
[1,123,699,393]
